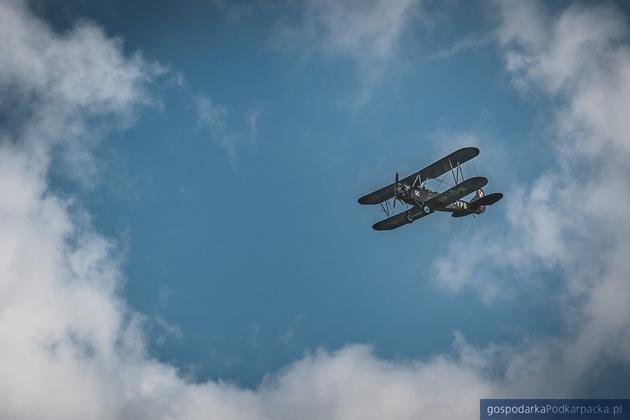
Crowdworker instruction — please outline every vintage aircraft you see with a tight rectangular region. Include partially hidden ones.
[358,147,503,230]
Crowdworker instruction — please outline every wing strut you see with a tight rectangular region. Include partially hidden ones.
[379,200,390,217]
[448,158,465,185]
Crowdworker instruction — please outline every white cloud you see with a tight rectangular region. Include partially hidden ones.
[303,0,417,62]
[273,0,419,104]
[194,94,259,165]
[195,95,233,158]
[425,31,494,61]
[435,0,630,392]
[0,0,162,183]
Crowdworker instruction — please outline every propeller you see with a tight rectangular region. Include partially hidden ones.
[393,172,400,208]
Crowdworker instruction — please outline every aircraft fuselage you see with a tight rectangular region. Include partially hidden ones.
[399,186,482,215]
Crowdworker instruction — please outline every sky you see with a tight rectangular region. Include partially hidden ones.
[1,0,629,419]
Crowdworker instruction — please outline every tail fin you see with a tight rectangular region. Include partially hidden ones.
[470,188,487,214]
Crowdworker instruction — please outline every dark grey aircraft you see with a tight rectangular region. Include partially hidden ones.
[358,147,503,230]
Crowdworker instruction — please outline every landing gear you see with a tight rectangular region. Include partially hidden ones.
[423,205,431,214]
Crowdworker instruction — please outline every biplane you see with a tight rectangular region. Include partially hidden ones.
[358,147,503,230]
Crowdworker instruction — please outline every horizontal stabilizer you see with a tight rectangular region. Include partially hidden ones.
[469,192,503,210]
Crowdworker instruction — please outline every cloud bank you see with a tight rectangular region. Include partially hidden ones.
[0,1,628,420]
[436,0,630,393]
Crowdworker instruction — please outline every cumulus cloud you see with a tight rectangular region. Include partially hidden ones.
[0,0,162,183]
[435,0,630,393]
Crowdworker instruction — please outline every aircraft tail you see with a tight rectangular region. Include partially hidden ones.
[469,188,487,214]
[470,190,503,211]
[453,189,503,217]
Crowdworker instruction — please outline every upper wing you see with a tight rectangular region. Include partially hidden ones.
[358,147,480,205]
[372,206,431,231]
[426,176,487,208]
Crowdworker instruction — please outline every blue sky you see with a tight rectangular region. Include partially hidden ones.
[2,0,630,418]
[42,0,561,384]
